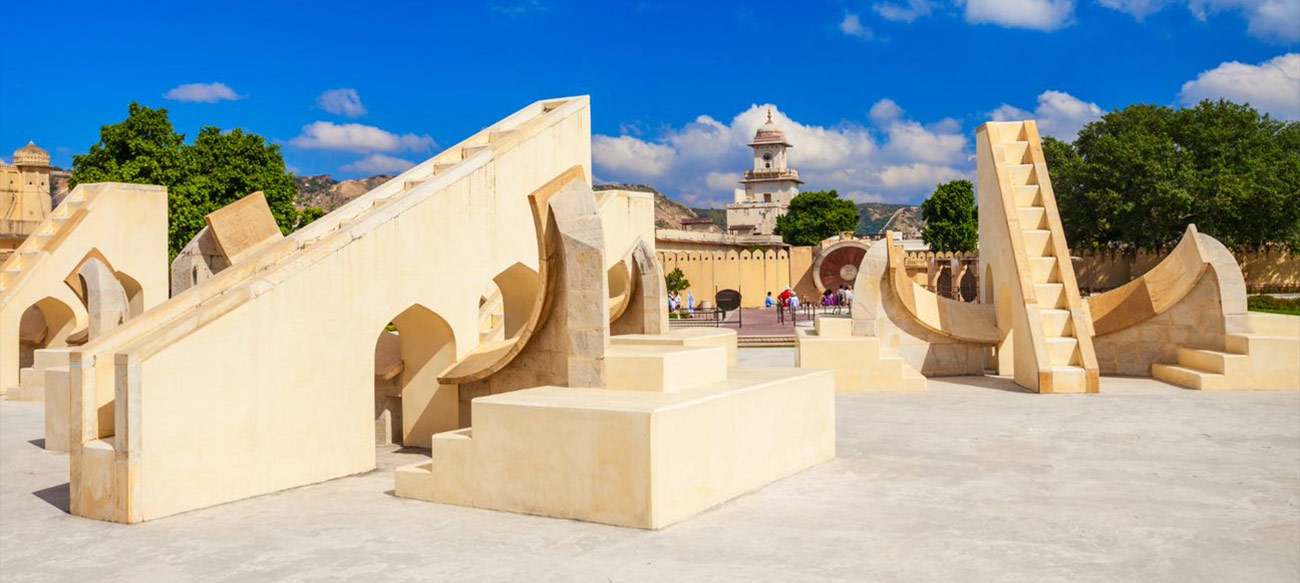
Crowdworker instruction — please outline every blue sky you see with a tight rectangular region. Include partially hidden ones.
[1,0,1295,206]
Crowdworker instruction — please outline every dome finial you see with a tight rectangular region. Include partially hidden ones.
[766,105,773,123]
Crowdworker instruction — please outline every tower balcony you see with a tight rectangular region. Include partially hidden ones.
[741,169,802,183]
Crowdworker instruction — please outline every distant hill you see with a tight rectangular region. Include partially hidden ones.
[856,203,923,237]
[295,174,395,211]
[593,183,722,232]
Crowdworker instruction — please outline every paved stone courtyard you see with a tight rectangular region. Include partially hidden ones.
[2,348,1297,582]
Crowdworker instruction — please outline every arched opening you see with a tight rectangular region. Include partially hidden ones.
[491,262,540,340]
[17,297,77,368]
[373,304,457,448]
[607,259,632,323]
[115,271,145,317]
[478,281,506,343]
[936,266,953,299]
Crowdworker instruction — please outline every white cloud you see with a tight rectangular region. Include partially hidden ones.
[873,0,937,22]
[839,13,874,40]
[963,0,1074,30]
[1099,0,1298,42]
[340,154,416,174]
[705,171,741,192]
[317,89,367,118]
[991,90,1103,140]
[289,121,436,153]
[868,99,905,124]
[878,163,969,188]
[591,135,676,178]
[162,82,243,103]
[1180,54,1300,119]
[593,103,971,206]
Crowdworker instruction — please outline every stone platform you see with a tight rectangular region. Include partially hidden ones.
[396,337,835,529]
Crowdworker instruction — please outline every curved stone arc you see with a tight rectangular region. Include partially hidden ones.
[1087,224,1210,337]
[437,166,588,385]
[607,258,632,324]
[885,235,1001,344]
[812,240,870,293]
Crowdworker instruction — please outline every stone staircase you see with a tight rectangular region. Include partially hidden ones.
[982,121,1098,393]
[0,188,91,294]
[1153,313,1300,390]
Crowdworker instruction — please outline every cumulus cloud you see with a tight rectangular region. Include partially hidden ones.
[1180,53,1300,119]
[1099,0,1298,42]
[991,90,1103,140]
[289,122,436,153]
[591,135,676,178]
[868,99,905,124]
[840,13,874,40]
[593,104,970,206]
[317,88,367,118]
[873,0,937,22]
[162,82,243,103]
[964,0,1075,30]
[340,153,416,174]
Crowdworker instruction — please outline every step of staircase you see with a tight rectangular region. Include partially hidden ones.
[1152,363,1231,391]
[1029,256,1058,284]
[1045,337,1080,366]
[1006,164,1034,185]
[1039,308,1073,337]
[1018,207,1048,230]
[1047,365,1089,393]
[1022,229,1052,256]
[1177,348,1249,376]
[1035,283,1067,309]
[1002,141,1030,164]
[1013,185,1041,207]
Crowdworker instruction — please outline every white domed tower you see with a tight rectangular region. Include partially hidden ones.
[725,107,802,237]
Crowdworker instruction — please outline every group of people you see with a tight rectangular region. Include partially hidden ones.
[763,285,853,314]
[668,290,695,315]
[821,284,853,314]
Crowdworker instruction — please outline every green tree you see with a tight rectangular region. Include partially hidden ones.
[71,103,310,258]
[920,180,977,253]
[665,268,690,294]
[774,189,859,246]
[1044,100,1300,252]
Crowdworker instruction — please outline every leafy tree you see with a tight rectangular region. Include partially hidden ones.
[665,268,690,294]
[920,180,977,253]
[71,103,310,258]
[774,189,859,246]
[1044,100,1300,252]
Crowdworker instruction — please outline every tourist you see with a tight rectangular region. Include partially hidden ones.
[668,291,679,313]
[765,291,775,308]
[843,285,853,308]
[822,289,834,312]
[686,290,695,315]
[778,287,793,306]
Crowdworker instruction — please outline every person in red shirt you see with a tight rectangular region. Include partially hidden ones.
[778,287,793,307]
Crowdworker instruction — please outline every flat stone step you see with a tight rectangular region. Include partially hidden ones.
[1152,363,1230,391]
[1005,164,1035,185]
[1013,185,1041,207]
[1177,348,1248,376]
[1035,283,1067,309]
[1047,365,1088,393]
[1039,308,1073,337]
[1045,337,1079,366]
[1029,256,1058,284]
[1002,141,1030,165]
[1018,207,1048,230]
[1022,228,1052,256]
